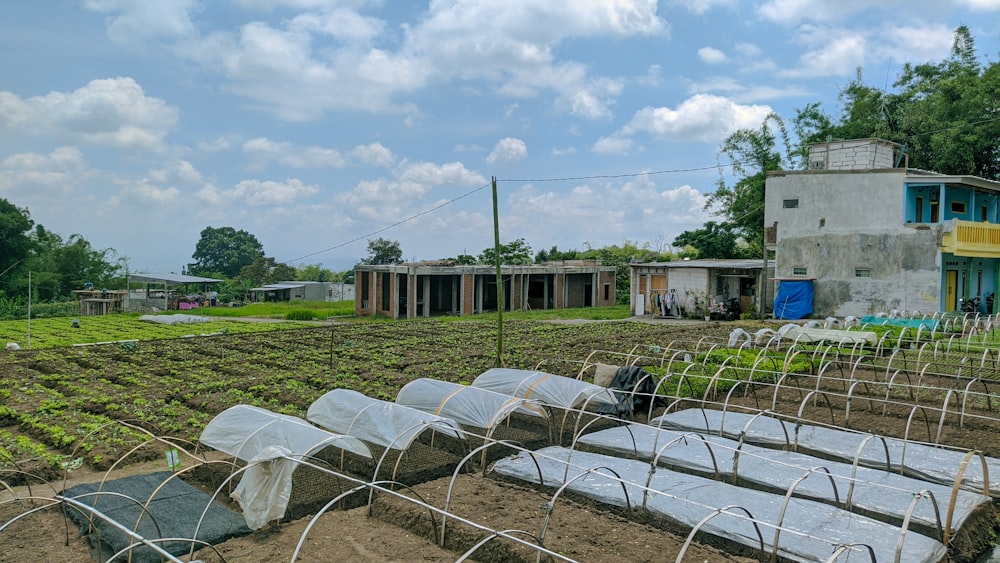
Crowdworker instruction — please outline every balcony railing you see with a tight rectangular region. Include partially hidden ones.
[940,219,1000,257]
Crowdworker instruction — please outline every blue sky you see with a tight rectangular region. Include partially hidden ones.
[2,1,999,274]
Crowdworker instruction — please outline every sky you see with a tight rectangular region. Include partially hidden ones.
[2,1,1000,275]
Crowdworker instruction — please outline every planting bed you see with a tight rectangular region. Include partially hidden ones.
[2,318,1000,561]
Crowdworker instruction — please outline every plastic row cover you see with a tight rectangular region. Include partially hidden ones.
[472,368,617,409]
[307,388,463,450]
[652,408,1000,496]
[492,446,947,563]
[396,378,548,431]
[577,423,992,533]
[199,405,373,530]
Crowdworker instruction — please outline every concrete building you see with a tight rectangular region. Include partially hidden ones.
[354,261,616,319]
[765,138,1000,317]
[250,281,355,303]
[629,259,767,318]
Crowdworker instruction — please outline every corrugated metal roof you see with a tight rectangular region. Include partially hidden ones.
[129,273,221,284]
[631,259,764,270]
[250,283,305,291]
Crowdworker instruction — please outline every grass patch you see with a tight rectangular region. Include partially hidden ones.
[174,300,354,319]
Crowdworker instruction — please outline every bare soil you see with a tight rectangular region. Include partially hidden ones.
[3,319,1000,562]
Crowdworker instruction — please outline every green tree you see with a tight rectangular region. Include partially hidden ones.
[362,238,403,265]
[237,257,297,287]
[190,227,265,278]
[534,245,580,263]
[296,263,335,282]
[705,113,787,256]
[0,199,34,284]
[479,237,533,265]
[672,221,743,259]
[578,240,663,305]
[441,254,478,265]
[794,26,1000,179]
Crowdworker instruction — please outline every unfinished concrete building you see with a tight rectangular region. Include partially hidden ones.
[353,261,616,319]
[765,138,1000,317]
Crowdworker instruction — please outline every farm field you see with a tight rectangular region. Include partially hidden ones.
[2,314,1000,561]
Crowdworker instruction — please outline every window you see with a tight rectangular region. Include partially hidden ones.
[915,196,923,222]
[855,268,871,278]
[952,201,967,214]
[792,267,808,276]
[603,283,610,301]
[982,205,989,222]
[783,199,799,209]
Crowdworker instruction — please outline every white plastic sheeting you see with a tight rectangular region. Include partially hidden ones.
[492,447,948,563]
[307,389,463,451]
[471,368,618,409]
[199,405,372,530]
[396,378,548,432]
[652,408,1000,497]
[577,423,992,534]
[139,314,213,324]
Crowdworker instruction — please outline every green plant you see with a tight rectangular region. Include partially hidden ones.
[286,309,317,321]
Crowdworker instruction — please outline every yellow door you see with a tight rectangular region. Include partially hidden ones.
[945,270,957,312]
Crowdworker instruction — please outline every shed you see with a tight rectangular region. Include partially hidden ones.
[629,259,770,318]
[250,281,355,303]
[126,273,221,312]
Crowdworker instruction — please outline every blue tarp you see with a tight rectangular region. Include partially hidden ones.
[773,279,813,320]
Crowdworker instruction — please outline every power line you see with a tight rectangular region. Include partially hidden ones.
[282,115,1000,265]
[283,181,493,264]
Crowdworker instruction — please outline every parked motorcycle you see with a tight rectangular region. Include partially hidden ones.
[709,297,742,321]
[960,296,981,313]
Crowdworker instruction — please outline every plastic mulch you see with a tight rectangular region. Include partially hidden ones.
[62,471,251,562]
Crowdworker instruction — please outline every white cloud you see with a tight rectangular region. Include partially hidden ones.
[671,0,737,15]
[0,147,93,199]
[616,94,773,143]
[197,137,232,153]
[242,137,396,168]
[958,0,1000,8]
[551,147,577,156]
[757,0,887,25]
[147,159,202,185]
[396,161,486,186]
[501,178,711,250]
[591,136,633,155]
[0,78,179,150]
[231,178,320,206]
[486,138,528,164]
[686,76,813,103]
[780,23,955,78]
[350,142,396,167]
[697,47,728,64]
[782,32,867,77]
[85,0,199,42]
[636,64,662,86]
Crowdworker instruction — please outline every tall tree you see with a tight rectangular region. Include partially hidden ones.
[795,26,1000,179]
[0,199,34,284]
[237,257,297,287]
[672,221,743,259]
[190,226,265,278]
[362,238,403,265]
[296,263,335,282]
[534,245,580,263]
[479,237,533,265]
[705,114,787,256]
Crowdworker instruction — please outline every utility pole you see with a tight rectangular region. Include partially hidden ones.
[492,176,503,367]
